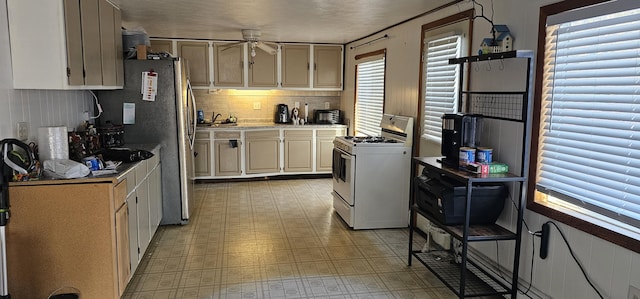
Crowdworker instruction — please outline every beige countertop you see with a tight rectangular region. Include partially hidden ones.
[196,123,347,130]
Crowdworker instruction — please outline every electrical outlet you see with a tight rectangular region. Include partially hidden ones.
[629,285,640,299]
[16,122,28,141]
[253,102,261,110]
[540,222,551,259]
[324,102,330,109]
[83,111,90,120]
[294,102,300,108]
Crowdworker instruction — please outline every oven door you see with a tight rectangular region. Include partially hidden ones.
[332,147,355,205]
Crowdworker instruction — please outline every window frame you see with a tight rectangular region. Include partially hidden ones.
[354,49,386,136]
[528,0,640,253]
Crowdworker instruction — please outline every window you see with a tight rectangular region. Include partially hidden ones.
[355,50,385,136]
[423,34,461,142]
[529,0,640,249]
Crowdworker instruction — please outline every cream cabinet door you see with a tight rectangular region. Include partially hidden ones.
[136,179,151,257]
[284,130,313,172]
[314,45,342,88]
[316,128,346,172]
[148,165,162,236]
[99,0,116,86]
[63,0,84,85]
[249,48,277,87]
[214,140,242,176]
[113,6,124,86]
[194,139,211,176]
[215,43,244,87]
[281,45,310,88]
[150,39,174,55]
[245,130,280,174]
[80,0,103,85]
[178,41,211,87]
[126,191,139,275]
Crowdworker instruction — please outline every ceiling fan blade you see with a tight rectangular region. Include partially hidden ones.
[256,42,277,55]
[221,41,245,51]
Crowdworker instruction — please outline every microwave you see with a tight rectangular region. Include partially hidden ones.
[314,109,342,124]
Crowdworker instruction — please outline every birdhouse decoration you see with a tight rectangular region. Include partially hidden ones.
[480,24,513,54]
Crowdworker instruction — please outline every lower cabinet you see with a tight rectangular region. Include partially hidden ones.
[7,180,130,298]
[194,131,212,176]
[317,128,346,172]
[245,130,281,174]
[284,129,313,172]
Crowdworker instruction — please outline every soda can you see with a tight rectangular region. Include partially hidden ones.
[459,147,476,167]
[476,147,493,163]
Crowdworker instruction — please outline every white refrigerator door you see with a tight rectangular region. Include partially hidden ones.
[175,59,196,223]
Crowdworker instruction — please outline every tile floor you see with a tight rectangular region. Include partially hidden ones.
[123,178,456,299]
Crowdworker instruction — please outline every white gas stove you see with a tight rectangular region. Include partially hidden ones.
[332,114,413,229]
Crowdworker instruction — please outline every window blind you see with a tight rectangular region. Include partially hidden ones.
[355,57,385,136]
[537,6,640,227]
[423,35,461,142]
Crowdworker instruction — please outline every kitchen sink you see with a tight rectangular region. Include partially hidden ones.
[197,122,238,127]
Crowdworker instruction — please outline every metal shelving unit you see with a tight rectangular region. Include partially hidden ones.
[408,50,534,298]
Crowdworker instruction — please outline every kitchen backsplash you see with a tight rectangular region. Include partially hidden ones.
[194,89,341,123]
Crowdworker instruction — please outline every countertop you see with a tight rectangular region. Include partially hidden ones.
[9,144,160,187]
[196,123,347,130]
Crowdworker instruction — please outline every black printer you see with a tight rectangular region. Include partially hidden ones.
[414,167,507,225]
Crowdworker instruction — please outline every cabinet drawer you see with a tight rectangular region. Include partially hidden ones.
[124,170,136,195]
[147,153,160,172]
[195,131,210,139]
[135,160,148,185]
[284,130,312,138]
[317,129,343,137]
[114,179,127,208]
[214,131,241,139]
[245,130,279,139]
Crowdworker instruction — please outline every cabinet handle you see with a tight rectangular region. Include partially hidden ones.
[307,63,309,70]
[314,63,317,71]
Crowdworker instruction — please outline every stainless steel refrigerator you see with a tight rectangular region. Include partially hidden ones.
[97,59,196,225]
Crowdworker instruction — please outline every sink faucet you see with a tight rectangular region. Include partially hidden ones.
[212,112,222,123]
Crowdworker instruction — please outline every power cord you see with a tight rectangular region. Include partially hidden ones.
[88,90,103,120]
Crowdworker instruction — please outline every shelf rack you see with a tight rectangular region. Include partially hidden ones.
[408,50,534,298]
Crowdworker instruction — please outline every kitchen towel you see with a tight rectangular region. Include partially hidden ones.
[37,126,69,161]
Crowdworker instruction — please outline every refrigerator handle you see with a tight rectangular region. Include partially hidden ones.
[188,80,197,150]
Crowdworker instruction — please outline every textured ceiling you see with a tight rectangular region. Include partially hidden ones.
[110,0,458,44]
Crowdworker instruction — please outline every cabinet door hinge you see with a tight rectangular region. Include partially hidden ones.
[83,69,86,78]
[66,67,71,78]
[138,247,141,254]
[136,197,138,204]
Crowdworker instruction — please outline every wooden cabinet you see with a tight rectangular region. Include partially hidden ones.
[214,43,245,87]
[194,131,212,176]
[214,131,242,176]
[281,45,310,88]
[8,0,122,89]
[150,39,174,55]
[7,179,130,298]
[284,130,313,172]
[148,155,162,237]
[316,128,346,172]
[249,47,278,87]
[314,45,343,88]
[245,130,281,174]
[177,41,211,87]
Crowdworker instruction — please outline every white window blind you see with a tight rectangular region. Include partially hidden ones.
[423,35,461,142]
[355,57,385,136]
[537,6,640,228]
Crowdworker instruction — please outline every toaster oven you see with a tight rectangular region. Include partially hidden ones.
[314,109,342,124]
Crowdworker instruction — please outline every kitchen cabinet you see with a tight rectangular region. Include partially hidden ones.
[7,179,130,298]
[194,131,212,176]
[283,129,313,172]
[314,45,343,89]
[316,128,346,172]
[214,42,245,87]
[7,0,123,89]
[147,155,162,238]
[245,130,281,174]
[150,39,174,55]
[281,45,310,88]
[249,47,278,87]
[177,41,211,87]
[214,131,242,176]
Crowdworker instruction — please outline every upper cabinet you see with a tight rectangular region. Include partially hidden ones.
[281,45,310,88]
[248,46,278,88]
[214,43,244,87]
[177,41,211,87]
[7,0,123,89]
[150,39,174,56]
[313,45,342,89]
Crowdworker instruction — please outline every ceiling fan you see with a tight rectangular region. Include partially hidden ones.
[223,29,278,57]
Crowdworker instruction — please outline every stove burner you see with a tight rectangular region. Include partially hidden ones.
[343,136,399,143]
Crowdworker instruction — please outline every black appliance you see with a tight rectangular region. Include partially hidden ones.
[414,167,506,225]
[96,122,125,148]
[275,104,290,123]
[441,113,483,166]
[314,109,342,124]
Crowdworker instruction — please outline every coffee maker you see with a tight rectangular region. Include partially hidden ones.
[441,113,483,166]
[275,104,290,123]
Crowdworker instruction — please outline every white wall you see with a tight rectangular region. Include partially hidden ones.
[343,1,640,298]
[0,0,93,142]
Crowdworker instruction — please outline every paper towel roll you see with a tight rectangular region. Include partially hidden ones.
[38,126,69,161]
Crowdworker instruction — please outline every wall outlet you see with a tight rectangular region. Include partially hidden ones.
[629,285,640,299]
[82,111,90,120]
[324,102,330,109]
[17,122,29,141]
[294,102,300,108]
[253,102,261,110]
